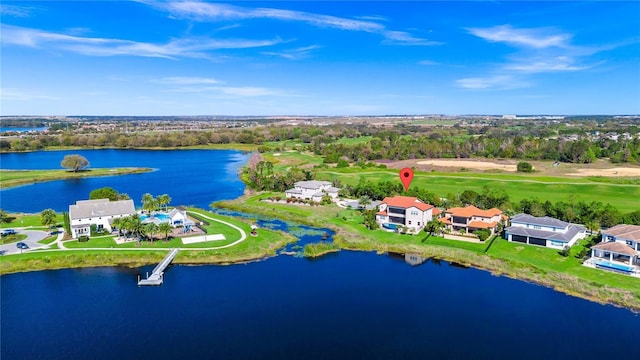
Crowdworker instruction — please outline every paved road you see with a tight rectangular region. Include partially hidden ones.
[0,228,50,255]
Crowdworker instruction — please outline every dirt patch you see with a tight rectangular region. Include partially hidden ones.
[415,159,517,172]
[567,167,640,177]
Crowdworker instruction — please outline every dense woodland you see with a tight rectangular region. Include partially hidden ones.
[2,118,640,164]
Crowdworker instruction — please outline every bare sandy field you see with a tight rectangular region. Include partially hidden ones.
[567,168,640,177]
[415,159,517,172]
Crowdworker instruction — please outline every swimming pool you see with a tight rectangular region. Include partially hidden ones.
[593,259,635,273]
[140,213,170,222]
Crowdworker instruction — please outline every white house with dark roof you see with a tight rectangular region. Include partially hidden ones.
[285,180,340,202]
[505,213,586,249]
[586,224,640,276]
[69,198,135,238]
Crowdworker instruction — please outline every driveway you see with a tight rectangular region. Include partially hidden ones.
[0,229,50,255]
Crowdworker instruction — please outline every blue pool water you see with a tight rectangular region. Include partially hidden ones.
[140,213,170,222]
[594,259,634,272]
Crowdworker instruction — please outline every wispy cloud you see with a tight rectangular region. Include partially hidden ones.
[154,76,223,85]
[467,25,570,48]
[505,56,600,73]
[143,1,439,46]
[0,4,37,17]
[456,75,529,90]
[1,24,284,59]
[0,88,59,101]
[262,45,321,60]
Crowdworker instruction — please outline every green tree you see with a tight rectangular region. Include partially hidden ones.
[143,223,159,242]
[141,193,157,214]
[0,209,16,225]
[40,209,57,231]
[362,210,378,230]
[158,222,173,241]
[89,187,120,201]
[60,154,90,172]
[425,219,446,236]
[516,161,534,173]
[157,194,171,211]
[473,228,491,241]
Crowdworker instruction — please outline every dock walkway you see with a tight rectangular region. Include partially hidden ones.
[138,248,179,286]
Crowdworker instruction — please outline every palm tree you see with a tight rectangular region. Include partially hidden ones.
[425,219,446,236]
[158,222,173,242]
[143,223,159,242]
[119,216,132,240]
[128,214,142,242]
[141,193,156,214]
[111,217,122,237]
[157,194,171,211]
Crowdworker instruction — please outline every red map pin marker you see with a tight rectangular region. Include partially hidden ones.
[399,167,414,192]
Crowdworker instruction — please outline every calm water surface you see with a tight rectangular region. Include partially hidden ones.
[0,149,249,212]
[2,252,639,360]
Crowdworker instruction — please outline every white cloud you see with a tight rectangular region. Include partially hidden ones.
[262,45,321,60]
[456,75,529,90]
[0,88,59,101]
[1,24,284,59]
[505,56,599,73]
[0,4,36,17]
[144,1,439,46]
[155,76,223,85]
[467,25,570,48]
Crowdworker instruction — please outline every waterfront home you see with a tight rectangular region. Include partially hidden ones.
[285,180,340,202]
[440,205,504,235]
[504,213,586,249]
[585,224,640,276]
[69,198,135,238]
[375,196,436,233]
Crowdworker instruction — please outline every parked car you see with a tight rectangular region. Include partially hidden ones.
[16,242,29,250]
[1,229,16,236]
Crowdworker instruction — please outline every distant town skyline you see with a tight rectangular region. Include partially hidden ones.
[1,1,639,116]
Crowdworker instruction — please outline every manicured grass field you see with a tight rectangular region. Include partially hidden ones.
[316,168,640,212]
[0,167,152,189]
[1,233,27,245]
[1,213,64,228]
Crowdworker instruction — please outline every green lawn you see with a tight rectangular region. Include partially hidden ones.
[335,136,373,145]
[316,168,640,212]
[1,213,64,228]
[1,233,27,245]
[0,168,152,189]
[487,238,639,292]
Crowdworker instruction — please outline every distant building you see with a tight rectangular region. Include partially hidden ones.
[505,213,586,249]
[376,196,436,234]
[440,205,504,235]
[502,114,517,120]
[69,199,135,238]
[285,180,339,202]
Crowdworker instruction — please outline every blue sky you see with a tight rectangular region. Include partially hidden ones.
[1,1,639,116]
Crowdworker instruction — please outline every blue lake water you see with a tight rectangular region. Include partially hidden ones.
[0,126,49,133]
[1,149,639,359]
[0,149,249,212]
[2,252,639,360]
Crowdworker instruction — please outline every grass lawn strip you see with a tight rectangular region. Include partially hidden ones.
[0,167,152,189]
[216,194,640,311]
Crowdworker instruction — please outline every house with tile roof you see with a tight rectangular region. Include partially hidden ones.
[505,213,586,249]
[585,224,640,276]
[375,196,436,234]
[440,205,504,235]
[285,180,340,202]
[69,198,135,238]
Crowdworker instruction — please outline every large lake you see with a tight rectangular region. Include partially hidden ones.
[1,149,639,359]
[0,149,249,212]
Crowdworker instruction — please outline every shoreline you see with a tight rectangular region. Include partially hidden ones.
[0,167,153,189]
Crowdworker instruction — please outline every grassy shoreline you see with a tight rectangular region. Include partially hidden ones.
[0,167,153,189]
[0,208,296,275]
[215,194,640,312]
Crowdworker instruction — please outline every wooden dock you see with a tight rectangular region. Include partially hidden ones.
[138,248,179,286]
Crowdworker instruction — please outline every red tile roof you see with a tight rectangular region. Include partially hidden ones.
[432,208,441,216]
[382,196,434,212]
[439,218,451,225]
[445,205,502,218]
[376,211,388,216]
[468,221,498,229]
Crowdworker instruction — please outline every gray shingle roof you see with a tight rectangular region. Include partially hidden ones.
[592,241,637,256]
[506,223,585,242]
[510,213,571,229]
[294,180,331,190]
[69,199,135,220]
[603,224,640,242]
